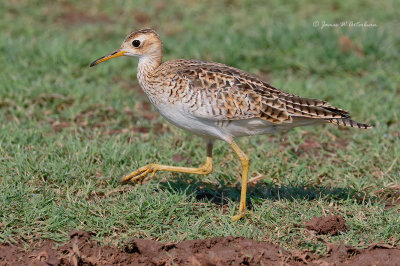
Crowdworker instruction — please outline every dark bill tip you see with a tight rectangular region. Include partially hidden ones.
[89,50,125,68]
[89,55,106,67]
[89,58,101,67]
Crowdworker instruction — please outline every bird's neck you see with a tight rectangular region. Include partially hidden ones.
[137,54,162,84]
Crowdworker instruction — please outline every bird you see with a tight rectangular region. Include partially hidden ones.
[90,29,371,221]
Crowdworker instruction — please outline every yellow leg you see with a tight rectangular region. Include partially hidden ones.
[121,142,213,183]
[230,140,250,221]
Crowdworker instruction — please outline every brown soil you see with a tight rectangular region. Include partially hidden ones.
[1,230,399,265]
[305,215,348,235]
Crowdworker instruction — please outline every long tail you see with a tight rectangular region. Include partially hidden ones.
[325,118,371,129]
[279,94,372,129]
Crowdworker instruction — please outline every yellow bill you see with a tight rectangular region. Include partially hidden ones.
[90,49,126,67]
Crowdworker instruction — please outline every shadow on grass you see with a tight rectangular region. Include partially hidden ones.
[157,177,375,209]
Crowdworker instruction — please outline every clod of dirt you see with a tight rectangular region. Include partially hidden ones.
[34,242,61,266]
[305,215,348,235]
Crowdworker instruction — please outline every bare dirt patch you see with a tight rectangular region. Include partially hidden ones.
[338,35,364,57]
[124,236,288,265]
[290,135,349,159]
[56,2,112,25]
[0,231,288,265]
[318,243,400,265]
[375,185,400,209]
[1,230,399,265]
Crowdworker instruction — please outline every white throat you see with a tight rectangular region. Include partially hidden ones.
[137,55,160,85]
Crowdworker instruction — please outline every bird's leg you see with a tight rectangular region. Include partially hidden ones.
[121,142,213,183]
[230,140,250,221]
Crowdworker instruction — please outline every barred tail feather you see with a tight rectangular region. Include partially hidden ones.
[326,118,371,129]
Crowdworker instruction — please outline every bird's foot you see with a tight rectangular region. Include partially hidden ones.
[121,164,159,183]
[232,211,246,221]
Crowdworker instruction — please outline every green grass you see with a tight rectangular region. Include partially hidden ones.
[1,0,399,253]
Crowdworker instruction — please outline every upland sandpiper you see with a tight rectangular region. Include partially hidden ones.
[90,29,371,221]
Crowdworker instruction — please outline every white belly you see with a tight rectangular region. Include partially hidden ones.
[155,104,227,140]
[152,104,311,142]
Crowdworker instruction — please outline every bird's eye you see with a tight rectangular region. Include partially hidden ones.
[132,40,141,47]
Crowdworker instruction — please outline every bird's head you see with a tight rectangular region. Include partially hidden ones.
[90,29,162,67]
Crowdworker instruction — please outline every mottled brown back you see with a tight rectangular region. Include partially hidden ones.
[150,59,370,129]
